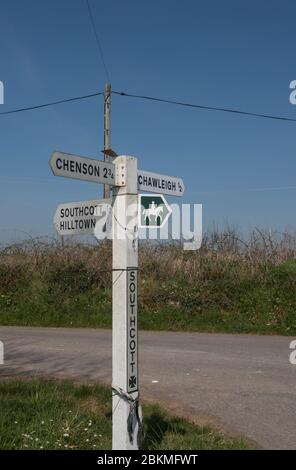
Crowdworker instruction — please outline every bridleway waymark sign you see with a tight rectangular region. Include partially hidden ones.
[139,194,172,228]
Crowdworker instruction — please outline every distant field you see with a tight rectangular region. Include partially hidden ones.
[0,378,248,450]
[0,228,295,335]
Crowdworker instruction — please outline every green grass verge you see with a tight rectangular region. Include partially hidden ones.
[0,245,296,335]
[0,378,248,450]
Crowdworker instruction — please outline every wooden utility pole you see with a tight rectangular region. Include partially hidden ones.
[104,81,111,199]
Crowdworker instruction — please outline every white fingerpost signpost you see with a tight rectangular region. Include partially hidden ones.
[112,155,140,450]
[50,148,185,450]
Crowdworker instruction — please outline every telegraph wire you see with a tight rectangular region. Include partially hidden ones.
[0,92,104,116]
[1,89,296,123]
[112,90,296,123]
[85,0,111,83]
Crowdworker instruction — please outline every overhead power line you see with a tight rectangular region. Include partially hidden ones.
[112,90,296,123]
[1,89,296,124]
[85,0,110,83]
[0,92,103,116]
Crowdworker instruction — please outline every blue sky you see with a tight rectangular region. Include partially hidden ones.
[0,0,296,242]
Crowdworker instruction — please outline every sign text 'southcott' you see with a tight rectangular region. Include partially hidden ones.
[127,268,138,393]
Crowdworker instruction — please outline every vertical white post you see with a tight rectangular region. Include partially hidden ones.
[112,155,140,450]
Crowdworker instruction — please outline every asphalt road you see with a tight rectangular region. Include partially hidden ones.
[0,326,295,449]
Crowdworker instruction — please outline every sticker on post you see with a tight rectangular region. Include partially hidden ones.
[139,194,172,228]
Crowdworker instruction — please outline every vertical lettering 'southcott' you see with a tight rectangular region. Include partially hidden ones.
[127,269,138,392]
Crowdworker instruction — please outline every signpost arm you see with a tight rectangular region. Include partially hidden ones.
[112,155,140,450]
[104,81,111,199]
